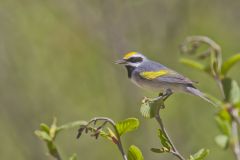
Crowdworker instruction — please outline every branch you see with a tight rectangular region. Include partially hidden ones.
[180,36,224,98]
[144,92,186,160]
[232,120,240,160]
[77,117,128,160]
[35,118,87,160]
[154,102,185,160]
[230,109,240,160]
[180,36,240,160]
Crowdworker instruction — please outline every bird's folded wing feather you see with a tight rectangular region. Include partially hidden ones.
[139,70,168,80]
[139,70,194,84]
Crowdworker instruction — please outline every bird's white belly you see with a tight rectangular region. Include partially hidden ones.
[131,77,184,93]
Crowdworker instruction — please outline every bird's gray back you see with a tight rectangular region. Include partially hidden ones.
[137,60,168,71]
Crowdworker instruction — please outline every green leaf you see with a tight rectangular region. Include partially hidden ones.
[190,148,210,160]
[151,147,170,153]
[107,127,118,144]
[157,129,171,150]
[140,101,152,118]
[222,78,240,104]
[215,116,231,136]
[35,130,52,142]
[107,127,116,137]
[235,102,240,108]
[218,108,231,122]
[47,141,59,158]
[150,98,163,115]
[215,134,229,149]
[229,80,240,104]
[179,58,206,72]
[127,145,144,160]
[69,153,77,160]
[211,50,222,75]
[50,118,57,139]
[98,130,110,139]
[40,123,50,133]
[221,53,240,75]
[57,121,88,132]
[140,97,163,119]
[116,118,139,136]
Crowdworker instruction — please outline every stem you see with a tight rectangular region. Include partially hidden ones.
[47,141,62,160]
[180,36,240,160]
[218,76,240,160]
[231,110,240,160]
[83,117,128,160]
[181,36,224,98]
[215,77,225,100]
[232,111,240,127]
[54,151,62,160]
[154,103,185,160]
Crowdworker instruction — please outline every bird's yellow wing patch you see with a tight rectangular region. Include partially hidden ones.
[123,52,137,59]
[140,70,168,80]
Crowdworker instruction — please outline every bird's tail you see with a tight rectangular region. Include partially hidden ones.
[186,86,217,107]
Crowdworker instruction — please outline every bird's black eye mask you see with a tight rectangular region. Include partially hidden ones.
[127,57,143,63]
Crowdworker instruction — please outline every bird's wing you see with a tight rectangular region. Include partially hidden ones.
[139,70,169,80]
[156,71,195,84]
[138,61,195,84]
[139,69,194,84]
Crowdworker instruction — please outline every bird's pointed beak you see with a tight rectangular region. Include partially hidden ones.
[115,59,127,64]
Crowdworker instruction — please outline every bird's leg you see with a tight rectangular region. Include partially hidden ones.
[163,89,173,101]
[158,92,164,97]
[156,89,173,101]
[153,92,164,101]
[155,92,164,109]
[154,89,173,109]
[151,89,173,109]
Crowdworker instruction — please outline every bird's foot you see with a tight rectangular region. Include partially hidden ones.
[142,89,173,109]
[158,92,164,97]
[163,89,173,101]
[157,89,173,101]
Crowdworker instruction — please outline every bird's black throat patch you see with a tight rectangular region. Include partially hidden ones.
[125,65,135,78]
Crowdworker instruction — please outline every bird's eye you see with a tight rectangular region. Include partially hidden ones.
[127,57,143,63]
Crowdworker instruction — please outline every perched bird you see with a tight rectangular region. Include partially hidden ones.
[115,51,215,106]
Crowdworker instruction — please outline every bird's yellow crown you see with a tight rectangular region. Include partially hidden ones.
[123,52,138,59]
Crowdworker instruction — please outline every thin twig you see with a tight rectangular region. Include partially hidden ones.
[180,36,240,160]
[180,36,225,98]
[78,117,128,160]
[228,107,240,127]
[154,94,185,160]
[54,151,62,160]
[230,109,240,160]
[155,113,185,160]
[232,113,240,127]
[232,120,240,160]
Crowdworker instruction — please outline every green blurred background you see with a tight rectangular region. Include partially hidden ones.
[0,0,240,159]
